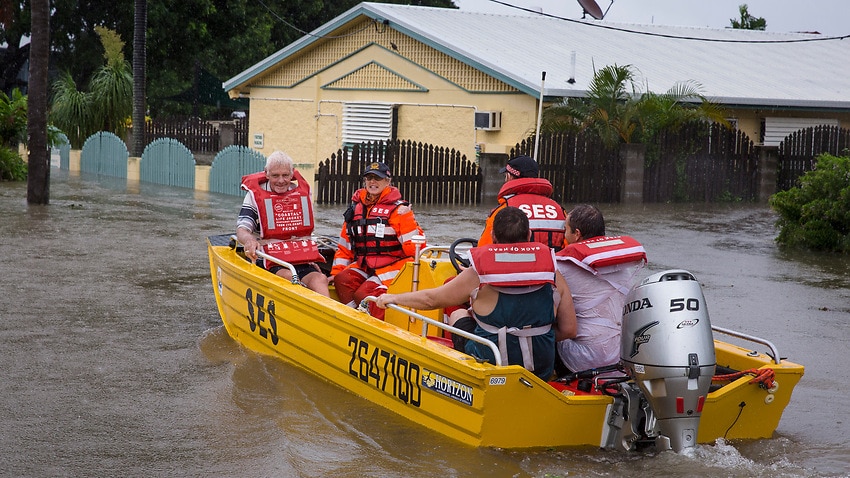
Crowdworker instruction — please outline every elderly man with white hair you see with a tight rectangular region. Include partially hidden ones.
[236,151,330,296]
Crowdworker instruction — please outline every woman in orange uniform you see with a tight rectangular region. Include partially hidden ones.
[330,162,426,319]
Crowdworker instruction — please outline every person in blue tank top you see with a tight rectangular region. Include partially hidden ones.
[376,207,577,380]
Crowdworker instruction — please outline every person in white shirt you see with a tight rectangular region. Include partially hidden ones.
[554,204,647,374]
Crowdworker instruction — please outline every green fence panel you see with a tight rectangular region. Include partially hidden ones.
[80,132,128,178]
[208,145,266,196]
[140,138,196,189]
[54,133,71,170]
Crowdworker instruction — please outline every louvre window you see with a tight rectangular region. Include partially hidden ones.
[763,117,839,147]
[342,102,395,147]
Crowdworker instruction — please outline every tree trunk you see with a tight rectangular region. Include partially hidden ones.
[131,0,147,157]
[26,0,50,205]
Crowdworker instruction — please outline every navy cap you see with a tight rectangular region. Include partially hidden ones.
[499,155,539,178]
[363,162,391,179]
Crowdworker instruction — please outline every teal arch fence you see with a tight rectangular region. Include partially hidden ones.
[55,133,71,170]
[208,145,266,196]
[140,138,196,189]
[80,132,128,178]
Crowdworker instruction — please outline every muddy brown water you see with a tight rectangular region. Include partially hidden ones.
[1,169,848,477]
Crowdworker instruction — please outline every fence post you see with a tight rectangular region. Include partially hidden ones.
[758,145,779,202]
[620,143,645,204]
[479,152,509,205]
[219,121,236,149]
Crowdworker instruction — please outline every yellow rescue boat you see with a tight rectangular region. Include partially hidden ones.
[207,234,804,450]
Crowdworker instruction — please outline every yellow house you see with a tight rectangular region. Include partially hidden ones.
[224,2,850,179]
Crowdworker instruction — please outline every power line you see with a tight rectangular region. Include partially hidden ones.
[487,0,850,43]
[254,0,377,40]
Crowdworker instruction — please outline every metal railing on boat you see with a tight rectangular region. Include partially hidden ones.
[230,235,302,284]
[711,325,782,364]
[229,235,503,366]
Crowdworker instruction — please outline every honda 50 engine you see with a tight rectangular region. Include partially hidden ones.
[609,269,716,452]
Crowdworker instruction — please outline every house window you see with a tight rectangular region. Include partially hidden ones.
[763,117,839,147]
[342,102,396,148]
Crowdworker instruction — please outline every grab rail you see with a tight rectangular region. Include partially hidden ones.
[360,296,503,366]
[229,235,301,285]
[712,325,781,364]
[415,245,451,261]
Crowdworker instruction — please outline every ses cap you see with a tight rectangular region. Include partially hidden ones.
[363,162,391,179]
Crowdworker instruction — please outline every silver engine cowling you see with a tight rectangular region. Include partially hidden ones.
[618,269,716,452]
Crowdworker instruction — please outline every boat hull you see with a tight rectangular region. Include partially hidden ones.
[207,236,804,449]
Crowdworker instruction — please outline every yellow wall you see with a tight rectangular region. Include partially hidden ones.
[241,24,540,172]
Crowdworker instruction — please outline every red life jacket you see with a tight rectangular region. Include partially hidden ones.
[556,235,646,274]
[241,170,324,265]
[470,242,557,287]
[498,178,566,250]
[345,187,409,271]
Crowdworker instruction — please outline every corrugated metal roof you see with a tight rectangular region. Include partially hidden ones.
[225,2,850,110]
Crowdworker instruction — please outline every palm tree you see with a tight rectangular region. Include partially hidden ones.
[50,72,94,149]
[730,4,766,31]
[131,0,147,157]
[50,27,133,149]
[541,64,728,149]
[27,0,50,203]
[89,26,133,138]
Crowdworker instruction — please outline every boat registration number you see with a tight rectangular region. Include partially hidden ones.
[348,336,422,407]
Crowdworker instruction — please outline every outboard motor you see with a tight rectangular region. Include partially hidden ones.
[617,270,716,452]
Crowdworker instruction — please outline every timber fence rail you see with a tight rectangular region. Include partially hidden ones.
[778,125,850,190]
[315,139,481,205]
[511,131,621,204]
[143,117,248,154]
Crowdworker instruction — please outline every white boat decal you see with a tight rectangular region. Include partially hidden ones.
[422,369,474,406]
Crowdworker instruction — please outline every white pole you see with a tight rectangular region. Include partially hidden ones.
[533,71,546,162]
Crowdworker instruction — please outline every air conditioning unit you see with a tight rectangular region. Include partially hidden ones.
[475,111,502,131]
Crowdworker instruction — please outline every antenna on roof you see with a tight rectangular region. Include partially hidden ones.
[533,71,545,162]
[577,0,613,20]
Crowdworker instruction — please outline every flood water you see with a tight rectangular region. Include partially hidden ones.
[1,168,849,477]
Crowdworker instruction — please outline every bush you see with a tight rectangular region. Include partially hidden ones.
[769,153,850,253]
[0,88,28,148]
[0,146,27,181]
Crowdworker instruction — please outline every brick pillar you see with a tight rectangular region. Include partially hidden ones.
[620,143,646,204]
[758,146,778,202]
[479,152,509,205]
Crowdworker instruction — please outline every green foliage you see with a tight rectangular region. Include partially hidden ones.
[541,64,729,149]
[90,26,133,138]
[0,88,28,148]
[50,27,132,148]
[50,72,95,149]
[769,154,850,253]
[730,4,767,30]
[0,146,27,181]
[6,0,458,118]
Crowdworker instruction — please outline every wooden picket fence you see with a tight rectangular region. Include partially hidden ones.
[645,122,759,202]
[778,125,850,190]
[141,117,249,154]
[314,140,481,205]
[144,117,220,153]
[512,122,760,203]
[510,131,621,204]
